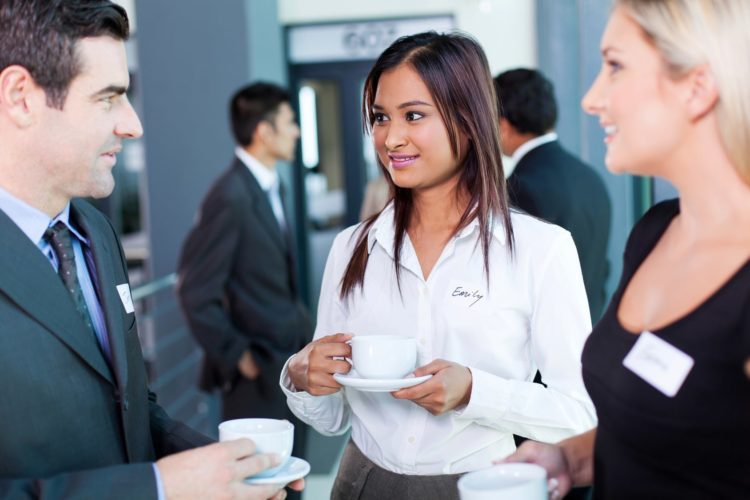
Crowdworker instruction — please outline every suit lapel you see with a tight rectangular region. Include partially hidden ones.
[277,183,299,295]
[234,160,288,253]
[0,208,114,384]
[71,201,128,390]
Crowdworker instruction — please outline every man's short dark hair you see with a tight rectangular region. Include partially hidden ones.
[494,68,557,136]
[230,82,291,147]
[0,0,129,109]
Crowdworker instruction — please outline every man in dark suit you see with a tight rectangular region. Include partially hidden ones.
[0,2,300,498]
[177,83,313,476]
[495,69,612,321]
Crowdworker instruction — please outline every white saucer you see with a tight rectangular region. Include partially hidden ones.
[244,456,310,486]
[333,370,432,392]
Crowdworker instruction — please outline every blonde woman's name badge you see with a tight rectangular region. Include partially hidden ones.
[622,331,694,397]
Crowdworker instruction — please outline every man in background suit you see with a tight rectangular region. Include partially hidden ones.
[0,1,300,498]
[177,83,313,488]
[495,68,612,321]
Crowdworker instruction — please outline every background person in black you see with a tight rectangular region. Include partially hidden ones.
[177,83,313,497]
[495,68,612,321]
[503,1,750,499]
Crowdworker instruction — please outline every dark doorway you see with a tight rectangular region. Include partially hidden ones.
[289,60,377,311]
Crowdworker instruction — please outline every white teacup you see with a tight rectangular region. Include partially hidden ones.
[458,463,547,500]
[350,335,416,379]
[218,418,294,478]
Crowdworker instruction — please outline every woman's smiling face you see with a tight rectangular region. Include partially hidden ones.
[582,7,690,177]
[372,63,464,193]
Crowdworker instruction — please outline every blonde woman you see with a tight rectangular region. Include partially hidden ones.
[505,1,750,499]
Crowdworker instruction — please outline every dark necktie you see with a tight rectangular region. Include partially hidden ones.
[267,181,287,234]
[44,222,99,343]
[277,181,290,236]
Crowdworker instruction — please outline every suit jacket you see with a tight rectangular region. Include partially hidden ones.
[0,199,211,500]
[507,140,612,320]
[177,158,312,417]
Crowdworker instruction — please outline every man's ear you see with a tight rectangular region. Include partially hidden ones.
[685,64,719,122]
[499,117,511,138]
[254,120,274,145]
[0,65,38,128]
[499,117,518,155]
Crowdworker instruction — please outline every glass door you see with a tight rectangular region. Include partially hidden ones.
[290,60,375,311]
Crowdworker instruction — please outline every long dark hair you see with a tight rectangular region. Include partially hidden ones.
[340,31,514,299]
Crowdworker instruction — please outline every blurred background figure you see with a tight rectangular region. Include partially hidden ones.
[177,82,312,499]
[359,174,390,221]
[495,68,612,321]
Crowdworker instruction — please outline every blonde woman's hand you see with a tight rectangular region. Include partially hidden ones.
[498,440,572,500]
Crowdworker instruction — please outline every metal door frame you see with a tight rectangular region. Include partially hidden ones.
[288,60,376,307]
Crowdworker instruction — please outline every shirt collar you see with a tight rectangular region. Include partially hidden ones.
[366,202,508,255]
[456,214,509,244]
[52,204,89,247]
[511,132,558,164]
[0,185,88,247]
[235,146,279,191]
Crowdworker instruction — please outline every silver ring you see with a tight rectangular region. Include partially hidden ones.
[548,478,561,500]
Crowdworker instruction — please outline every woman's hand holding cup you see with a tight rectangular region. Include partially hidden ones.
[498,441,573,500]
[392,359,472,415]
[288,333,352,396]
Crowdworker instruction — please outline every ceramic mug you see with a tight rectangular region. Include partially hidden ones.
[349,335,417,379]
[218,418,294,478]
[458,463,548,500]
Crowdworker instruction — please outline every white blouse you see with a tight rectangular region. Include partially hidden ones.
[280,204,597,475]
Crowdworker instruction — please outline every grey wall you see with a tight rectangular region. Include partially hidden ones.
[245,0,286,83]
[135,0,284,434]
[244,0,300,241]
[536,0,633,306]
[137,1,251,280]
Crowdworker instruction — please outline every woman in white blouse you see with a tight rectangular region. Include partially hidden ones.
[282,31,596,499]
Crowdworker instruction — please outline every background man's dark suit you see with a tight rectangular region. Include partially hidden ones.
[0,200,211,499]
[177,158,312,458]
[507,140,612,320]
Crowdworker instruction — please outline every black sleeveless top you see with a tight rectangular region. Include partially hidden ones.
[582,199,750,499]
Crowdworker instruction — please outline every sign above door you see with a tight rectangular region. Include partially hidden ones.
[287,16,455,64]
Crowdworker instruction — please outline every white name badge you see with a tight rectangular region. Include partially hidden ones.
[116,283,135,314]
[623,331,694,397]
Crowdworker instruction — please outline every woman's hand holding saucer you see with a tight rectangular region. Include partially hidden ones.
[288,333,352,396]
[391,359,472,415]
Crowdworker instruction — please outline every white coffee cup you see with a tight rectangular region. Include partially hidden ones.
[350,335,417,379]
[458,463,548,500]
[218,418,294,478]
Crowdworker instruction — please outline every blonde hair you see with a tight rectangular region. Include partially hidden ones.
[617,0,750,184]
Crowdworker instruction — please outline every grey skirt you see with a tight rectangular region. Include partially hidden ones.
[331,440,462,500]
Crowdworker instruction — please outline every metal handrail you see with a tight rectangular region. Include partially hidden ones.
[131,272,177,302]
